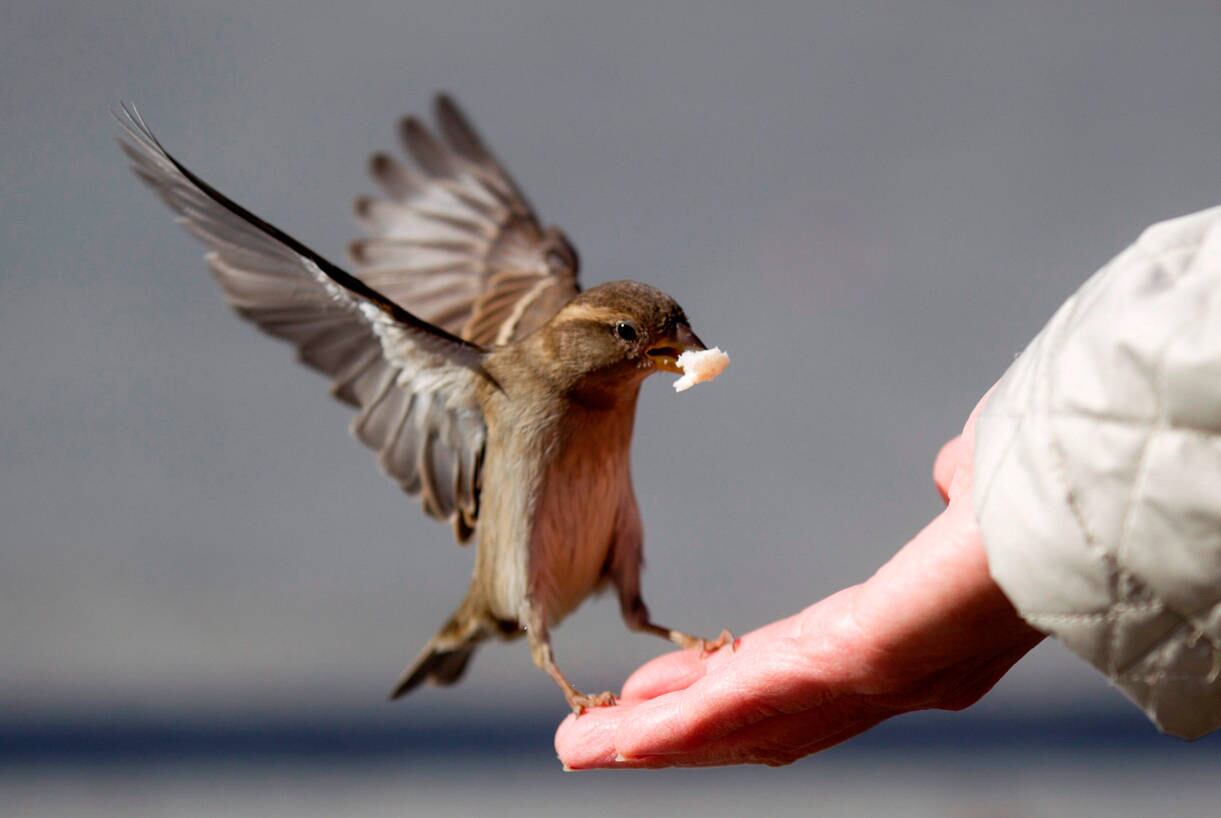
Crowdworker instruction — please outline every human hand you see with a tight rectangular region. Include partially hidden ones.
[555,396,1044,768]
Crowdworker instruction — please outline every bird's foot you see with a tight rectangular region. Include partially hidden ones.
[567,689,618,715]
[675,628,739,657]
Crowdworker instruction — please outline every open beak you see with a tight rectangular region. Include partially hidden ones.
[646,323,706,373]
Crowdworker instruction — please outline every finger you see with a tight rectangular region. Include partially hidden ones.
[628,708,891,768]
[555,705,628,769]
[935,383,1001,503]
[933,435,964,503]
[620,615,800,702]
[954,382,999,473]
[619,651,705,702]
[614,636,823,759]
[569,700,890,769]
[620,615,798,702]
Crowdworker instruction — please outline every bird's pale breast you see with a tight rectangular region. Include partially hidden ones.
[527,408,634,624]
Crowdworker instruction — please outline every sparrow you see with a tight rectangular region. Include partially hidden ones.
[115,96,732,712]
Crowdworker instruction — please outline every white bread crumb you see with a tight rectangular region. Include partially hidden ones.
[673,347,730,392]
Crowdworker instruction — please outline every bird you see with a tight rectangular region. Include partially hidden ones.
[115,96,733,712]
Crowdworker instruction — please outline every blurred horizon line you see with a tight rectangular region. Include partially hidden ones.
[3,705,1217,766]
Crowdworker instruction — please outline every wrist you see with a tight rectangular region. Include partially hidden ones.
[836,499,1043,700]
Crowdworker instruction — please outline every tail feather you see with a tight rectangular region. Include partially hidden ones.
[389,599,493,700]
[389,642,479,700]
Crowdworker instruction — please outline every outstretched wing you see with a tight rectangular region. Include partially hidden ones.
[116,104,488,542]
[351,95,581,347]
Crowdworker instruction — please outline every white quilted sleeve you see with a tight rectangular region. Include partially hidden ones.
[974,206,1221,740]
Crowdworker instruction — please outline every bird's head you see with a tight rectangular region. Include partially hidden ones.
[529,280,707,401]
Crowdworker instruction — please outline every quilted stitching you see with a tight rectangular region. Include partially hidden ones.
[974,207,1221,739]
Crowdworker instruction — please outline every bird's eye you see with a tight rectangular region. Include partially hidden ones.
[615,321,639,342]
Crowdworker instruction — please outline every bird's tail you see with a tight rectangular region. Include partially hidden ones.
[388,602,490,700]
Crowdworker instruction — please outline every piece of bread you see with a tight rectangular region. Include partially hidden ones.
[674,347,730,392]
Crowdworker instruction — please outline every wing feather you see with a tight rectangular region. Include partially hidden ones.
[351,95,581,345]
[116,104,487,542]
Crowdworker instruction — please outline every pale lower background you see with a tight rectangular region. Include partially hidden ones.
[2,0,1220,812]
[4,756,1218,818]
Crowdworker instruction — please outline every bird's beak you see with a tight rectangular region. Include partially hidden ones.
[645,323,706,373]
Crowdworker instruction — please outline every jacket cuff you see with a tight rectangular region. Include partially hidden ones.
[972,207,1221,740]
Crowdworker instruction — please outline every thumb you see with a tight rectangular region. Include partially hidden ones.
[933,435,965,503]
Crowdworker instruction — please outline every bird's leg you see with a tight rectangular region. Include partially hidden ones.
[607,529,737,655]
[523,607,616,714]
[621,594,737,656]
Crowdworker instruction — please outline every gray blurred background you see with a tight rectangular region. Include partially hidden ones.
[2,1,1219,814]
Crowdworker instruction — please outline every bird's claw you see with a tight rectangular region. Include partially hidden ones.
[674,628,738,656]
[698,629,738,657]
[568,690,618,715]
